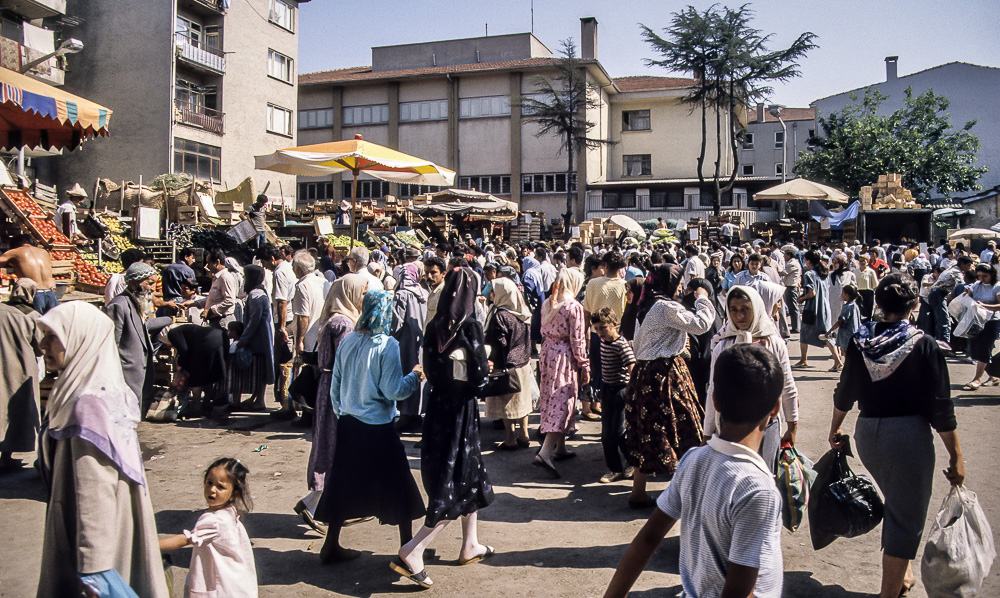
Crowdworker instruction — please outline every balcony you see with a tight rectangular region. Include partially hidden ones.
[175,33,225,75]
[178,0,226,16]
[0,0,65,19]
[174,100,225,135]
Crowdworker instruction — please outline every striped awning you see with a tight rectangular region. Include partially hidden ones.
[0,66,112,151]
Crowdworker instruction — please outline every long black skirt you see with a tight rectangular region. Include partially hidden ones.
[421,387,494,527]
[314,415,425,526]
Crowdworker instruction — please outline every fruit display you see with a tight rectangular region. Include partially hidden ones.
[98,213,125,234]
[166,223,202,247]
[394,231,422,248]
[71,253,110,287]
[324,234,366,248]
[107,233,136,252]
[3,189,73,246]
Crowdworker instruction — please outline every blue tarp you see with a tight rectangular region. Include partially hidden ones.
[810,201,859,230]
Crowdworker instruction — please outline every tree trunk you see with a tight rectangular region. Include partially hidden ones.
[564,131,574,242]
[713,102,723,217]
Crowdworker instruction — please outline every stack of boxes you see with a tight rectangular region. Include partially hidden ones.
[860,174,919,210]
[177,205,199,225]
[214,202,243,225]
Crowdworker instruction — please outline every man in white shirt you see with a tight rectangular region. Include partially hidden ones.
[681,244,705,287]
[346,246,383,292]
[290,250,327,427]
[980,241,996,265]
[264,244,297,419]
[53,183,88,246]
[720,221,736,247]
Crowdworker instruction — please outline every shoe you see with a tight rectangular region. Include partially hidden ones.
[828,365,843,372]
[516,438,531,449]
[532,455,561,479]
[623,466,635,479]
[600,471,624,484]
[581,412,601,421]
[791,362,811,369]
[293,500,327,535]
[982,378,1000,387]
[459,545,495,566]
[553,450,577,461]
[343,516,374,527]
[269,409,297,421]
[389,557,433,589]
[963,381,981,391]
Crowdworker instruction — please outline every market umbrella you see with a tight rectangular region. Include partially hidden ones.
[255,134,455,244]
[608,214,647,239]
[407,188,518,220]
[949,228,1000,240]
[753,178,849,204]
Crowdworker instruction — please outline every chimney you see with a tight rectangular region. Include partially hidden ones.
[757,103,765,123]
[885,56,898,82]
[580,17,597,60]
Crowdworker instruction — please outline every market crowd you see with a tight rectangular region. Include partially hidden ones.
[3,218,990,597]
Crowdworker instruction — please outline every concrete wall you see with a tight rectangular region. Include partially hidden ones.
[741,118,813,179]
[966,193,1000,229]
[372,33,549,72]
[812,62,1000,197]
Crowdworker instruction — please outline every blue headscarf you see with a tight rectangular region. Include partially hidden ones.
[355,289,393,343]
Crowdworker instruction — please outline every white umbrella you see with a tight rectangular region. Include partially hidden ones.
[753,178,849,204]
[608,214,647,239]
[949,228,1000,240]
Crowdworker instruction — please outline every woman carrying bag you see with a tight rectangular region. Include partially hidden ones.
[484,277,534,450]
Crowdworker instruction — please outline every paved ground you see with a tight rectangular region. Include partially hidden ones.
[2,343,999,597]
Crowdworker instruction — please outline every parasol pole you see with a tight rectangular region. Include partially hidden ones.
[349,168,358,248]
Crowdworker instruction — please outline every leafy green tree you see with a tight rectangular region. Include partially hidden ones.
[519,39,611,237]
[641,5,816,215]
[794,87,987,200]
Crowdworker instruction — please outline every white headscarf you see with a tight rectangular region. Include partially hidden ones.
[490,277,531,323]
[542,267,584,325]
[714,285,779,347]
[38,302,145,486]
[319,273,367,327]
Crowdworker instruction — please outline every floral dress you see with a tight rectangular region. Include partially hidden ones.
[538,300,589,434]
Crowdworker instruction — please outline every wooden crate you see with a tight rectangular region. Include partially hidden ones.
[51,259,74,276]
[214,202,243,212]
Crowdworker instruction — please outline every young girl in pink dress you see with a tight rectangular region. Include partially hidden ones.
[159,458,258,598]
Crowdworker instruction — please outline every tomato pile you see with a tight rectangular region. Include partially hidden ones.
[7,191,40,216]
[6,190,73,246]
[72,254,110,287]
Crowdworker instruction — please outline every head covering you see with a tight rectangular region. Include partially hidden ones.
[636,264,683,324]
[541,267,584,326]
[37,302,145,486]
[396,263,427,297]
[490,277,531,323]
[620,276,646,341]
[124,261,157,286]
[404,246,421,259]
[225,257,243,274]
[243,264,266,295]
[432,267,478,352]
[781,244,797,256]
[751,280,786,317]
[853,320,924,381]
[370,249,387,267]
[66,182,88,198]
[356,289,393,342]
[715,285,779,346]
[319,272,367,326]
[8,277,36,314]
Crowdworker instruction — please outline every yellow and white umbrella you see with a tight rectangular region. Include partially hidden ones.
[753,178,849,204]
[256,134,455,243]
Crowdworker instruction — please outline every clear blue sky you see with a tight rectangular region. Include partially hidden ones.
[298,0,998,108]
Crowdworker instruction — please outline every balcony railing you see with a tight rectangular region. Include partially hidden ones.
[175,33,225,74]
[174,100,225,134]
[584,191,779,225]
[179,0,226,15]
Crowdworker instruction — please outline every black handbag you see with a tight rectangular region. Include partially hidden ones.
[482,367,522,396]
[808,435,884,550]
[289,365,320,407]
[801,300,816,325]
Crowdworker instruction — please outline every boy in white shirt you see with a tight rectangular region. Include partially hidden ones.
[605,343,784,598]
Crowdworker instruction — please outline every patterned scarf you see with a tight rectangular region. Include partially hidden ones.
[356,289,393,343]
[852,319,924,382]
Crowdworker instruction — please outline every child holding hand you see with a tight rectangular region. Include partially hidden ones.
[159,458,258,598]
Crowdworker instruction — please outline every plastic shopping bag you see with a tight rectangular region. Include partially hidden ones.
[921,486,996,598]
[776,443,818,532]
[807,435,884,550]
[948,294,973,320]
[953,301,989,339]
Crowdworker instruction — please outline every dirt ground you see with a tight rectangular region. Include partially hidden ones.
[2,344,999,597]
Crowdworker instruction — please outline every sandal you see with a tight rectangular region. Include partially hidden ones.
[532,455,561,479]
[828,365,843,372]
[963,381,981,391]
[982,378,1000,387]
[553,450,577,461]
[791,362,811,369]
[390,557,433,589]
[459,545,496,566]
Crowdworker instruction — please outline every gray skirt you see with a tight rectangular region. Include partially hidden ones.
[855,415,935,560]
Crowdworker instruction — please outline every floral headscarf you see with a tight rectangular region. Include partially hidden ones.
[355,289,393,342]
[853,320,924,381]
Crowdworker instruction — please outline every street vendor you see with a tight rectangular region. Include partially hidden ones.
[53,183,89,247]
[0,234,57,314]
[243,193,268,247]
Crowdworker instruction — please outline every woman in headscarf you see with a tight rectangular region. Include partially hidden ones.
[794,250,836,369]
[8,277,37,316]
[296,273,367,532]
[484,277,534,450]
[620,276,645,341]
[396,268,493,588]
[228,265,275,411]
[534,267,589,478]
[391,263,428,432]
[315,290,426,566]
[703,285,799,470]
[829,273,964,598]
[626,264,715,508]
[35,302,168,598]
[225,256,247,321]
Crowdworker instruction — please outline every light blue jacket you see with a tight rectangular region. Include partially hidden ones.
[330,331,420,425]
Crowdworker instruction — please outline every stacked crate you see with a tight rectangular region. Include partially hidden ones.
[178,205,199,225]
[861,174,919,210]
[509,211,542,243]
[214,202,243,226]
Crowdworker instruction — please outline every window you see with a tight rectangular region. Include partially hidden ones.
[343,104,389,126]
[623,154,651,177]
[601,192,637,209]
[698,190,733,207]
[775,163,784,177]
[267,104,293,136]
[459,95,511,118]
[298,108,334,129]
[774,131,784,149]
[741,132,754,150]
[298,182,334,201]
[741,164,755,176]
[269,0,295,31]
[175,16,202,44]
[174,139,220,182]
[400,99,449,122]
[398,184,446,197]
[733,187,748,206]
[267,49,293,83]
[650,189,684,208]
[458,175,512,194]
[622,110,650,131]
[343,180,390,199]
[521,173,577,194]
[175,79,218,110]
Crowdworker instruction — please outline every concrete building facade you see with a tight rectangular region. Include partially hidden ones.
[739,104,814,182]
[53,0,306,204]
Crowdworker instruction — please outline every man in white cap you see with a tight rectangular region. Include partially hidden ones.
[53,183,89,246]
[105,261,157,407]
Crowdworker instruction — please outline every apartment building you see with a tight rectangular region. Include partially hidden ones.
[738,104,815,181]
[53,0,307,203]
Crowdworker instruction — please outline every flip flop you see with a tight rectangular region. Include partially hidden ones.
[983,378,1000,387]
[532,455,561,479]
[389,557,433,589]
[791,362,811,369]
[963,382,981,391]
[459,545,496,566]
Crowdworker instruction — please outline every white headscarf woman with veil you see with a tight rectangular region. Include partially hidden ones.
[36,301,168,598]
[705,285,799,471]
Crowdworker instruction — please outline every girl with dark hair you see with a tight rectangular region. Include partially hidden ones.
[722,254,744,292]
[794,251,834,368]
[963,263,1000,389]
[228,265,275,410]
[823,284,863,371]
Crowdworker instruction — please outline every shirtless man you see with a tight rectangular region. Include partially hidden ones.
[0,234,56,314]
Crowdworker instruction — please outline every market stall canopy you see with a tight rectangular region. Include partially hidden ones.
[608,214,647,239]
[407,188,518,220]
[949,228,1000,240]
[753,178,848,204]
[0,66,111,151]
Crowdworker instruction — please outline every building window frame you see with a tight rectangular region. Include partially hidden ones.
[521,172,577,194]
[398,183,446,198]
[740,164,755,176]
[621,109,651,131]
[458,175,512,195]
[774,130,784,149]
[174,138,221,183]
[400,99,449,122]
[649,189,684,208]
[343,104,389,126]
[267,48,294,84]
[299,182,334,201]
[268,0,295,32]
[266,104,293,137]
[623,154,652,177]
[458,95,511,119]
[741,132,755,150]
[775,162,784,177]
[343,180,391,199]
[698,189,734,208]
[298,108,334,130]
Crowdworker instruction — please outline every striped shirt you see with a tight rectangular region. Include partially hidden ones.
[600,335,635,386]
[658,437,783,598]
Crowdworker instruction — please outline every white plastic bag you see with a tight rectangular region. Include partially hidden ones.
[921,486,996,598]
[953,302,989,339]
[948,294,973,320]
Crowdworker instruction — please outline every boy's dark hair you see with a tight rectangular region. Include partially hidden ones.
[206,457,253,513]
[590,307,619,327]
[602,251,626,273]
[448,256,468,269]
[875,272,919,315]
[227,321,245,337]
[424,256,445,272]
[956,255,974,267]
[122,248,148,269]
[747,253,762,263]
[712,344,783,425]
[178,247,196,260]
[684,244,698,256]
[567,245,584,265]
[180,277,198,290]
